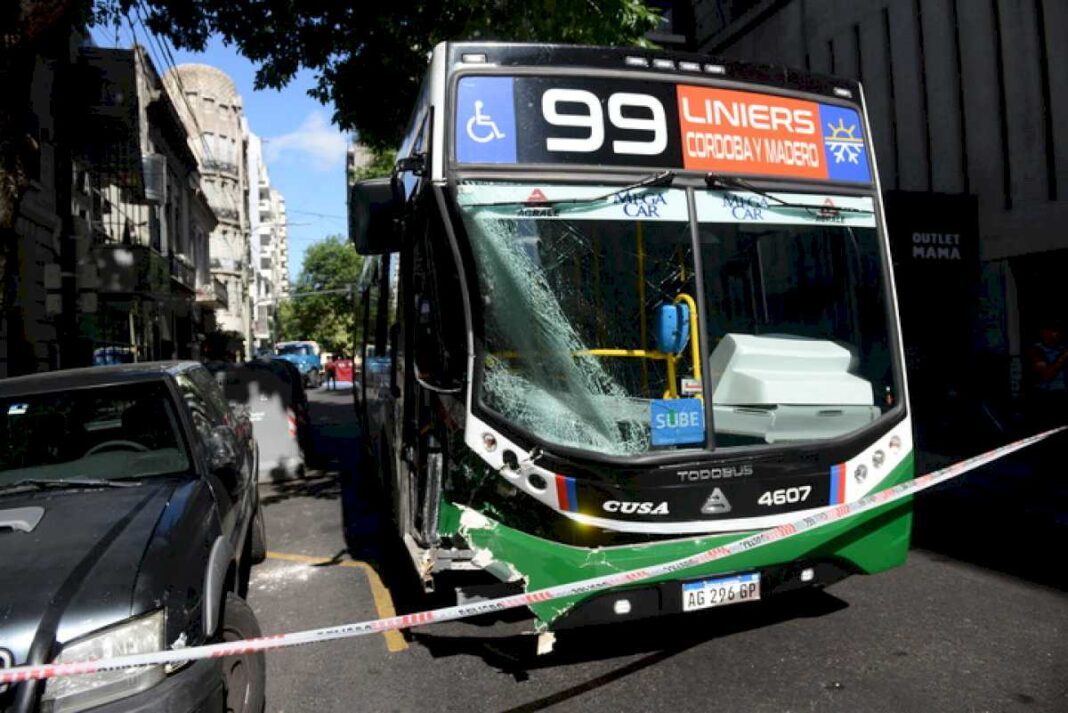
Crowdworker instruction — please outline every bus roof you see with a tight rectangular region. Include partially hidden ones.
[437,41,861,102]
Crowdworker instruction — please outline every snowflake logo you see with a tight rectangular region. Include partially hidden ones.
[824,118,864,164]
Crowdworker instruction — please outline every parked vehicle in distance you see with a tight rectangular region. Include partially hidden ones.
[0,362,266,713]
[273,340,323,388]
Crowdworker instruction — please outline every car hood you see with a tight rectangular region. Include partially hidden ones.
[0,481,176,665]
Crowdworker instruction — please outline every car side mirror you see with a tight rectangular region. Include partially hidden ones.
[208,425,239,479]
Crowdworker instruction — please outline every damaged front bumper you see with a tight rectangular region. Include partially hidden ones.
[437,454,914,629]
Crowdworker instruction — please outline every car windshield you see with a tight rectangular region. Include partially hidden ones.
[457,183,898,457]
[0,382,191,486]
[277,344,312,356]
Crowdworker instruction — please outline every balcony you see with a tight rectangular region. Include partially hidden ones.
[92,242,169,296]
[196,276,229,308]
[170,253,196,292]
[210,256,242,274]
[253,318,271,338]
[212,206,240,223]
[202,158,239,176]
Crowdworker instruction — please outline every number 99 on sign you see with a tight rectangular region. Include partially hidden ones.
[541,89,667,155]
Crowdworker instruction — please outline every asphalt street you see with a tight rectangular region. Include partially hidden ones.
[247,386,1068,713]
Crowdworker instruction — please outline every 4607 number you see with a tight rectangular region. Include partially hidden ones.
[757,485,812,507]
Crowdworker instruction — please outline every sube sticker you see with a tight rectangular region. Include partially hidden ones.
[650,398,705,446]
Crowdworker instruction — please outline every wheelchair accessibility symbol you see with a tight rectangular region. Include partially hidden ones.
[466,101,506,143]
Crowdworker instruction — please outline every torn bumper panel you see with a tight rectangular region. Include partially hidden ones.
[441,454,913,628]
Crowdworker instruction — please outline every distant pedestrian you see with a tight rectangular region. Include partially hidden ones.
[325,357,337,390]
[1025,317,1068,427]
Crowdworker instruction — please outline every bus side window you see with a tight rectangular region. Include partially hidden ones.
[412,223,466,389]
[374,254,392,358]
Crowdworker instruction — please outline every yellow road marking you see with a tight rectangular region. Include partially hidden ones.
[264,551,408,652]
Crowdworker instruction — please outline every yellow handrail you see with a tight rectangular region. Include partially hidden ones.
[489,293,701,401]
[673,293,702,383]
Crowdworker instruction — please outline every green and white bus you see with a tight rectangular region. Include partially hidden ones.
[350,42,912,632]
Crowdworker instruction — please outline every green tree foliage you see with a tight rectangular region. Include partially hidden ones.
[278,235,362,355]
[352,148,397,183]
[110,0,662,150]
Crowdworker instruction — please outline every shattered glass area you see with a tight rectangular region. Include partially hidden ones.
[459,185,696,456]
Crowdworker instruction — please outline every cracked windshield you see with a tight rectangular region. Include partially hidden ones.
[458,185,894,456]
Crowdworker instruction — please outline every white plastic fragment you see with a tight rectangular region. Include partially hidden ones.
[459,507,493,531]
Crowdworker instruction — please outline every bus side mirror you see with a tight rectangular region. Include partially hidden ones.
[395,154,426,176]
[349,177,401,255]
[654,303,690,355]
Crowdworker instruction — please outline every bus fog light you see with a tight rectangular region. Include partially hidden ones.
[482,433,497,452]
[613,599,632,615]
[800,567,815,582]
[854,464,868,483]
[872,450,886,468]
[888,435,902,453]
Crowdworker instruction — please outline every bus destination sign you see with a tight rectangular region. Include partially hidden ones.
[455,75,871,183]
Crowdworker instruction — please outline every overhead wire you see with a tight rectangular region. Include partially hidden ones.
[128,3,245,222]
[128,4,300,291]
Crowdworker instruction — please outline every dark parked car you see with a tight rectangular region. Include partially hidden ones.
[265,358,313,458]
[0,362,266,713]
[206,359,313,470]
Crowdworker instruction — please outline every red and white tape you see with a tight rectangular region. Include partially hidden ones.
[2,425,1063,685]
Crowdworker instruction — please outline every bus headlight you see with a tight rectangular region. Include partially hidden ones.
[42,611,165,713]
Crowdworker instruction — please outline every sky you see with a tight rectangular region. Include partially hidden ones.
[93,23,350,283]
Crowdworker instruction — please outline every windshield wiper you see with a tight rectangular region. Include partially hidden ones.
[461,170,676,209]
[704,172,874,215]
[0,478,144,494]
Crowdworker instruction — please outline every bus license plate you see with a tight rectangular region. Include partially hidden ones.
[682,573,761,612]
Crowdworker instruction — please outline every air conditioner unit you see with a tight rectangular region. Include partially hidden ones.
[143,154,167,204]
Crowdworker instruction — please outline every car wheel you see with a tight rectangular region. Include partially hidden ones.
[308,370,321,388]
[250,506,267,565]
[220,593,265,713]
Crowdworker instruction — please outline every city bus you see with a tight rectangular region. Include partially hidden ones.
[350,42,912,635]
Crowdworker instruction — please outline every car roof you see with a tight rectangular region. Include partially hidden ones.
[0,361,201,397]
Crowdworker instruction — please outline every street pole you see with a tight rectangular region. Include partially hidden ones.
[53,31,80,369]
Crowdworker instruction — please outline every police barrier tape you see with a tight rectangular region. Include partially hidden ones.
[1,425,1064,685]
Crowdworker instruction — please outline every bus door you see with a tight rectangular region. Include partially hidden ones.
[396,188,467,550]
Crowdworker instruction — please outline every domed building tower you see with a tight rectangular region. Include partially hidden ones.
[164,64,253,357]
